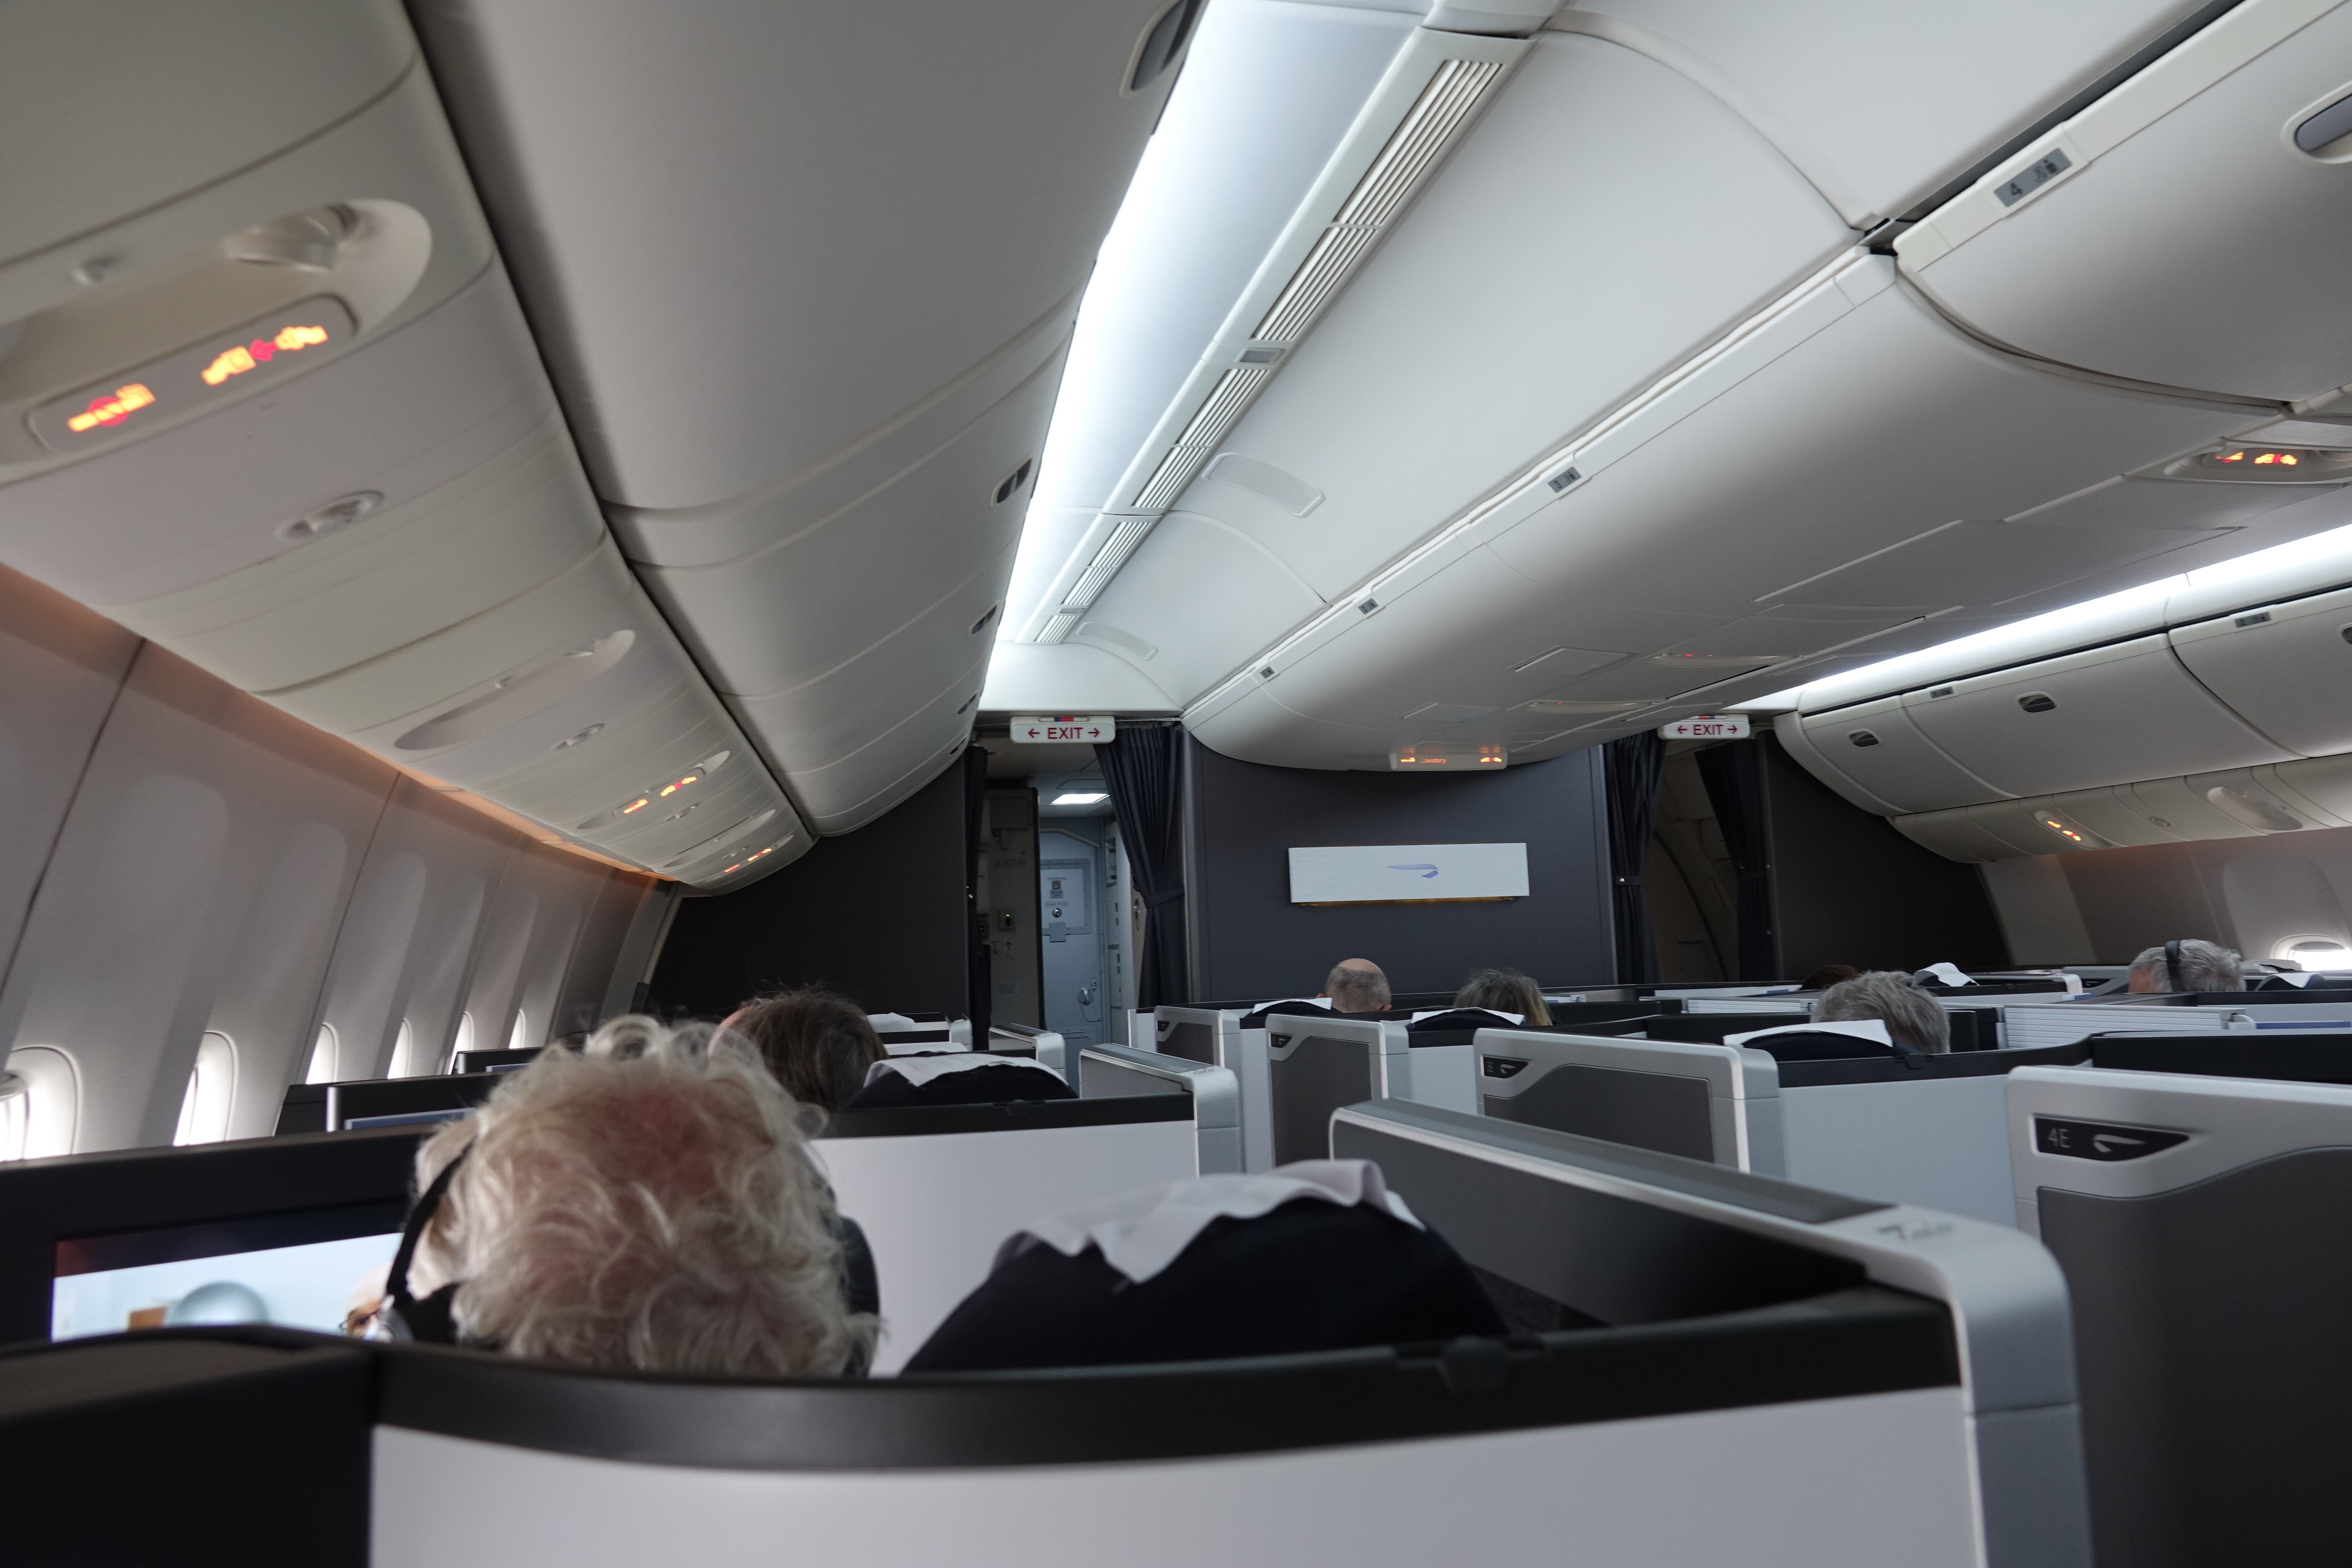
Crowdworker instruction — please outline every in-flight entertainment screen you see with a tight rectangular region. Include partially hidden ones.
[50,1199,408,1341]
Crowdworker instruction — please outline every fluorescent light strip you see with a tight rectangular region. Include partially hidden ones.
[1036,31,1523,642]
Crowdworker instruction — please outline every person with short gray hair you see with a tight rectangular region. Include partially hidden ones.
[2126,939,2245,993]
[1811,970,1951,1054]
[396,1015,876,1374]
[1322,959,1391,1014]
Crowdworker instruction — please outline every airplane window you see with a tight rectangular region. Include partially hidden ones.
[390,1019,418,1079]
[508,1010,531,1053]
[2277,937,2352,970]
[172,1032,237,1146]
[305,1024,338,1085]
[0,1047,79,1160]
[0,1074,23,1163]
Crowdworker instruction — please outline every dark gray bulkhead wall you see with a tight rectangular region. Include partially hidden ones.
[650,760,974,1021]
[1180,737,1614,1001]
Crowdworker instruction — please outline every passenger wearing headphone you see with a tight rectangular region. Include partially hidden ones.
[2125,939,2246,993]
[376,1014,878,1374]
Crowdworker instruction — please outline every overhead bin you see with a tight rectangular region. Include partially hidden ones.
[1889,754,2352,861]
[1897,0,2352,403]
[1777,697,2010,815]
[0,0,804,888]
[1544,1,2232,226]
[1194,247,2264,769]
[414,0,1183,838]
[2168,581,2352,753]
[1078,27,1860,722]
[1898,634,2292,798]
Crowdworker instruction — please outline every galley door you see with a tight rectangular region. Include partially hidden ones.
[1038,828,1107,1051]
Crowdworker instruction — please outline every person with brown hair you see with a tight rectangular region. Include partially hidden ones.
[718,986,886,1111]
[1451,967,1552,1028]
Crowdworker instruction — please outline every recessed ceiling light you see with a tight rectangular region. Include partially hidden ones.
[1053,791,1108,805]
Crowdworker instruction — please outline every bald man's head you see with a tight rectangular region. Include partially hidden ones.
[1323,959,1391,1013]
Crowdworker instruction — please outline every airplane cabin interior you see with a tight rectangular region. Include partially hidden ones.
[10,1,2352,1563]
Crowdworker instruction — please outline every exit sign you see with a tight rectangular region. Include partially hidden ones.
[1012,714,1116,744]
[1659,714,1751,739]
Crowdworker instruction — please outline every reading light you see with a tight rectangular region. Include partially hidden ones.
[1053,791,1109,805]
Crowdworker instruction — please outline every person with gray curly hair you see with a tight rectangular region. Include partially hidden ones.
[1811,970,1951,1054]
[394,1014,876,1374]
[2126,939,2245,993]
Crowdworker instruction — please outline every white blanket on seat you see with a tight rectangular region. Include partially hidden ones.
[1013,1160,1419,1284]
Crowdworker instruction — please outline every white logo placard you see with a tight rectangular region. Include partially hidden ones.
[1658,714,1751,739]
[1288,843,1529,904]
[1011,714,1116,744]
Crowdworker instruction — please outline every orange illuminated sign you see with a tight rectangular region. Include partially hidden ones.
[657,773,701,798]
[2211,449,2299,467]
[200,323,332,386]
[64,383,156,434]
[28,296,356,453]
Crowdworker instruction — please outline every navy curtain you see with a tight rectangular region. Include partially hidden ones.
[1696,739,1779,981]
[1099,724,1187,1009]
[1603,733,1668,984]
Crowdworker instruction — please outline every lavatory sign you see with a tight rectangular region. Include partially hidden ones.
[1287,843,1530,904]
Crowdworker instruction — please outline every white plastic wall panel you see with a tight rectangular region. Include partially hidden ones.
[1148,31,1851,673]
[113,416,606,693]
[758,672,988,835]
[2169,583,2352,754]
[1791,697,2011,815]
[557,874,660,1037]
[202,816,378,1129]
[1768,713,1893,814]
[0,648,392,1152]
[2117,774,2270,843]
[2035,785,2194,848]
[0,62,497,476]
[2169,514,2352,617]
[1889,808,2017,863]
[1899,0,2352,403]
[413,0,1184,839]
[1790,583,2180,716]
[501,846,608,1053]
[410,0,1179,510]
[1005,0,1422,629]
[1076,511,1330,707]
[313,779,519,1082]
[1547,0,2214,223]
[2187,765,2351,832]
[0,570,140,979]
[1484,281,2246,650]
[0,1,413,270]
[0,266,544,611]
[1901,634,2292,797]
[633,358,1061,693]
[2267,753,2352,821]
